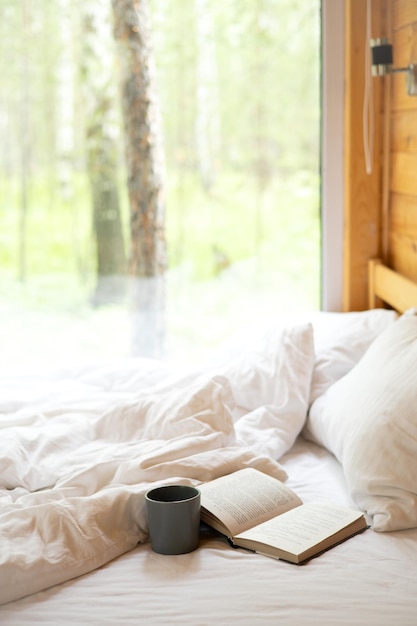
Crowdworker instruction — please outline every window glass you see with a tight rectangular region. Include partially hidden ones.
[0,0,320,368]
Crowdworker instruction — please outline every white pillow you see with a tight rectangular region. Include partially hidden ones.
[217,323,315,461]
[309,308,398,404]
[205,309,397,407]
[304,313,417,531]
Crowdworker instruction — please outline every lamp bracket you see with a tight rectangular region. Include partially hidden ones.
[370,39,417,96]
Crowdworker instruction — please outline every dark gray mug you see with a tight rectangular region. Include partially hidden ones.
[145,485,201,555]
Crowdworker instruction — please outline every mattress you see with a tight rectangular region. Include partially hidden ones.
[1,437,416,626]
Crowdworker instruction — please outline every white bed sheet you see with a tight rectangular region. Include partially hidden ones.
[2,437,416,626]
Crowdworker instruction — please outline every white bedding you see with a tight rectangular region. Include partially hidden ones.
[1,438,417,626]
[2,308,416,624]
[0,322,314,605]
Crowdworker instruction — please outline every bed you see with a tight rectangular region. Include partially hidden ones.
[1,260,417,625]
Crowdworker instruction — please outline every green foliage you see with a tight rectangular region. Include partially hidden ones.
[0,0,321,349]
[165,167,319,283]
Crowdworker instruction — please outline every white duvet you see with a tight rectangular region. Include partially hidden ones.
[0,322,315,605]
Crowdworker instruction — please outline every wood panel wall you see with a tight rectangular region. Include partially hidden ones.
[343,0,417,310]
[389,0,417,281]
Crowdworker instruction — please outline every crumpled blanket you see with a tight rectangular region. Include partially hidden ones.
[0,322,314,604]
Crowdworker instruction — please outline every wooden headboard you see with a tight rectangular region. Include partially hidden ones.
[368,259,417,313]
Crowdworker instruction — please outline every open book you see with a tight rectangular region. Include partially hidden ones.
[199,468,368,564]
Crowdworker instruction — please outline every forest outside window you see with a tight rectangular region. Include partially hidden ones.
[0,0,320,368]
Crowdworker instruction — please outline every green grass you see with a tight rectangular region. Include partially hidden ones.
[0,166,320,362]
[165,168,320,282]
[0,167,319,283]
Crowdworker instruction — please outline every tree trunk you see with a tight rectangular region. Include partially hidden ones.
[195,0,220,192]
[81,1,127,305]
[18,0,31,283]
[111,0,167,357]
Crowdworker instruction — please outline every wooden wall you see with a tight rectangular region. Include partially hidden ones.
[343,0,417,310]
[389,1,417,281]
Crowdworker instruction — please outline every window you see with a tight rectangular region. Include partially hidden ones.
[0,0,320,368]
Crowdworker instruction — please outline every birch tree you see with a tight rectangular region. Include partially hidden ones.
[111,0,167,357]
[81,0,126,304]
[18,0,32,283]
[195,0,220,192]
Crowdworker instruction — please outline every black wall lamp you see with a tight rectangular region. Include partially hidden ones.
[371,38,417,96]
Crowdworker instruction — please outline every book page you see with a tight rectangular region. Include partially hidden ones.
[200,467,302,537]
[235,502,364,555]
